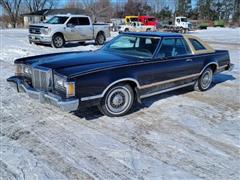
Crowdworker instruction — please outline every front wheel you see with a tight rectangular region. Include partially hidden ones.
[98,84,134,117]
[194,67,213,91]
[52,34,65,48]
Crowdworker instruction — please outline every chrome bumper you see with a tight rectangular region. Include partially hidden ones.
[7,76,79,112]
[29,34,52,43]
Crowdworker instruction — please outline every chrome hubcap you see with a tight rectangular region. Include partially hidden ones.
[106,87,131,115]
[201,70,212,89]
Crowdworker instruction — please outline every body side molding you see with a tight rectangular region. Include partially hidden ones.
[81,78,140,101]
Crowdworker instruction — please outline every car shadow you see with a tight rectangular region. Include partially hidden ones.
[33,41,97,48]
[64,41,96,48]
[72,73,236,120]
[212,73,236,85]
[73,106,103,120]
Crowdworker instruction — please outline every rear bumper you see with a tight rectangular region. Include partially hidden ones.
[7,76,79,112]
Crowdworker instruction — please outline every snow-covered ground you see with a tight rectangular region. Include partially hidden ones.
[0,28,239,180]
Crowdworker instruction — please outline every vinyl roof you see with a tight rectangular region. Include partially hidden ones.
[122,32,183,37]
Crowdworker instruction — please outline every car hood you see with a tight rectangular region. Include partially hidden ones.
[15,50,136,78]
[29,23,64,28]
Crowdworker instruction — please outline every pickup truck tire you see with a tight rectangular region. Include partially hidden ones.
[98,84,134,117]
[195,67,213,91]
[52,34,65,48]
[95,33,105,45]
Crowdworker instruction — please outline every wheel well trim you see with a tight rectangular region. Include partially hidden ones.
[81,78,140,101]
[200,62,219,75]
[53,32,65,41]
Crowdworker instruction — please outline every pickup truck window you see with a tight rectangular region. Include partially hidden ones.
[78,17,90,25]
[67,17,79,26]
[67,17,90,26]
[46,16,68,24]
[103,35,160,58]
[156,38,190,58]
[189,38,206,51]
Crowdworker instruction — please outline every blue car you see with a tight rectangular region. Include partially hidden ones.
[7,32,233,116]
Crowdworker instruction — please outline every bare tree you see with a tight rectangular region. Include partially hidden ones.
[64,0,83,9]
[81,0,112,22]
[150,0,165,13]
[24,0,57,12]
[0,0,22,27]
[233,0,240,24]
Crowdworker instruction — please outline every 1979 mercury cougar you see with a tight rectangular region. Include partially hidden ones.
[7,32,233,116]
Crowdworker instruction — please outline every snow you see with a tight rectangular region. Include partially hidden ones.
[0,28,240,179]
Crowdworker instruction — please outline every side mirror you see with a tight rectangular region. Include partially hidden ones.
[67,23,75,28]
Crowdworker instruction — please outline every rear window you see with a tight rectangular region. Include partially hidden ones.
[189,38,206,51]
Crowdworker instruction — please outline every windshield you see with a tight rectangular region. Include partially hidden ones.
[46,16,69,24]
[181,18,188,22]
[103,35,160,58]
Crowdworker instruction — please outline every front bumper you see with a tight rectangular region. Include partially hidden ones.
[29,34,52,43]
[7,76,79,112]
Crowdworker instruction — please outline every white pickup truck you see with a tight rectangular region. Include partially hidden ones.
[28,14,111,48]
[119,21,156,33]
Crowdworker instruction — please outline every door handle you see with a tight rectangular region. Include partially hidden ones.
[186,59,192,62]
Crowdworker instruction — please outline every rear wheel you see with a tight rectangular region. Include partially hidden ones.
[194,67,213,91]
[95,32,105,45]
[52,34,65,48]
[98,84,134,117]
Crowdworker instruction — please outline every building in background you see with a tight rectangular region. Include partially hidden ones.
[22,8,87,27]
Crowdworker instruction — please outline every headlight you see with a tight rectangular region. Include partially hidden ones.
[15,64,32,77]
[54,74,75,98]
[23,65,32,76]
[40,27,51,35]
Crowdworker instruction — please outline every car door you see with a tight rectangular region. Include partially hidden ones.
[143,37,199,90]
[76,17,93,40]
[65,17,79,41]
[65,17,93,41]
[65,17,80,41]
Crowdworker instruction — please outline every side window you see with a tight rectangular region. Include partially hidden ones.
[189,38,206,51]
[67,17,79,26]
[175,38,190,56]
[156,38,175,58]
[78,17,90,25]
[157,38,191,58]
[145,38,152,44]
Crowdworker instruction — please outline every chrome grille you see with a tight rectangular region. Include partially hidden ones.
[29,26,41,34]
[32,67,52,91]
